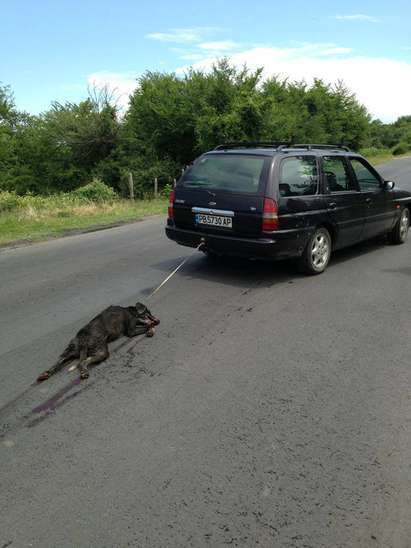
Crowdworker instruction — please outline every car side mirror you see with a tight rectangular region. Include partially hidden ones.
[384,180,395,190]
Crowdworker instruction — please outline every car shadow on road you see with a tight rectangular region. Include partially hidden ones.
[329,236,390,267]
[145,252,297,292]
[147,236,392,291]
[381,265,411,277]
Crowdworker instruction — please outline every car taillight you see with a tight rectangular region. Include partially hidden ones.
[168,190,175,220]
[262,198,279,231]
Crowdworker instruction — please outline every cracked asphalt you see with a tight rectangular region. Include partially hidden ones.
[1,158,411,547]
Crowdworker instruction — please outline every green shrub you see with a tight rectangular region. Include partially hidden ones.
[71,178,117,202]
[161,182,174,197]
[0,191,22,212]
[359,147,389,158]
[392,142,410,156]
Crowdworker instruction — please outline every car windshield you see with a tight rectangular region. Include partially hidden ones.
[180,154,267,194]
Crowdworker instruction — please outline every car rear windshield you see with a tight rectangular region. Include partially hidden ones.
[180,154,268,194]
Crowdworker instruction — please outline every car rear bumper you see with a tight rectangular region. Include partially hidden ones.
[165,224,309,259]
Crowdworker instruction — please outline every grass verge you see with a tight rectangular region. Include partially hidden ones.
[367,152,398,165]
[364,151,411,166]
[2,150,410,247]
[0,198,167,246]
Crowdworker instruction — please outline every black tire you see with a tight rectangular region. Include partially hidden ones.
[388,207,410,245]
[298,227,332,275]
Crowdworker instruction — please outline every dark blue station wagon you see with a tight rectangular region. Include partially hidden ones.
[166,143,411,274]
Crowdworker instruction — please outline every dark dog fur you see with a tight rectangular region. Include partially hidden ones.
[37,302,159,382]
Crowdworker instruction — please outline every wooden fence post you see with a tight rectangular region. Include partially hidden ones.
[154,177,158,198]
[128,172,134,200]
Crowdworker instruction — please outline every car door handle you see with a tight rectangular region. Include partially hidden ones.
[328,202,337,209]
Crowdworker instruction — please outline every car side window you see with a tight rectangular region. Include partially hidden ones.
[322,156,355,192]
[349,158,382,192]
[279,156,318,197]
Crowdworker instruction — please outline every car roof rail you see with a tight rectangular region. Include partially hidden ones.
[278,143,350,152]
[214,141,291,151]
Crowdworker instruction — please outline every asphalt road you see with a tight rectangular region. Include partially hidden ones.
[1,158,411,548]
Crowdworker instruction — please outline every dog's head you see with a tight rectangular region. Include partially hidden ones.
[133,302,160,326]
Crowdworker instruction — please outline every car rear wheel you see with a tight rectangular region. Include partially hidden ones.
[298,227,331,275]
[388,207,409,244]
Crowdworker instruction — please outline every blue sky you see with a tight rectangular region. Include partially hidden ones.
[2,0,411,121]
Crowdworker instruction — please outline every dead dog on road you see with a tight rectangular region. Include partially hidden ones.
[37,303,160,382]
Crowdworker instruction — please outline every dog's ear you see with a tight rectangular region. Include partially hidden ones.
[134,302,147,314]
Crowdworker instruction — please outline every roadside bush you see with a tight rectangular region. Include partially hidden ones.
[358,146,389,158]
[161,182,174,197]
[392,142,410,156]
[120,157,181,199]
[0,182,122,217]
[0,191,21,212]
[71,178,117,202]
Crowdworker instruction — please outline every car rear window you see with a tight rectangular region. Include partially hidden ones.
[180,154,268,194]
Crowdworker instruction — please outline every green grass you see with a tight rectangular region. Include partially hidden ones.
[363,151,411,166]
[367,152,398,165]
[0,197,167,246]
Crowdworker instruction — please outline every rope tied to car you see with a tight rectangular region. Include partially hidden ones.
[146,239,206,301]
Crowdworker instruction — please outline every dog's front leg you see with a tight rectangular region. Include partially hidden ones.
[127,317,154,338]
[145,327,155,337]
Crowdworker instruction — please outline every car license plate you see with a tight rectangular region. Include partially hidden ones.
[195,214,232,228]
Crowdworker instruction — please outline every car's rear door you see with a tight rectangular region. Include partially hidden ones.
[276,154,326,235]
[173,153,269,238]
[348,157,393,239]
[321,155,365,248]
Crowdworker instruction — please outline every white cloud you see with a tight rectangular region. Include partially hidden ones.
[334,14,379,23]
[168,47,207,61]
[179,53,207,61]
[176,44,411,122]
[198,40,239,51]
[147,27,223,44]
[286,43,353,56]
[147,29,201,43]
[317,47,352,55]
[87,44,411,122]
[87,71,137,109]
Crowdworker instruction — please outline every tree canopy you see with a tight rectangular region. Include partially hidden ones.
[0,61,409,196]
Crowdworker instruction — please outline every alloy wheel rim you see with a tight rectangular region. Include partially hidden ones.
[311,233,330,269]
[400,209,410,240]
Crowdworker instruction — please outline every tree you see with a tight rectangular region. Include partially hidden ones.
[2,61,403,197]
[1,86,121,194]
[260,78,370,148]
[0,84,17,184]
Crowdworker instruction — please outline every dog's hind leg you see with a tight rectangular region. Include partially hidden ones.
[78,345,109,380]
[37,343,79,382]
